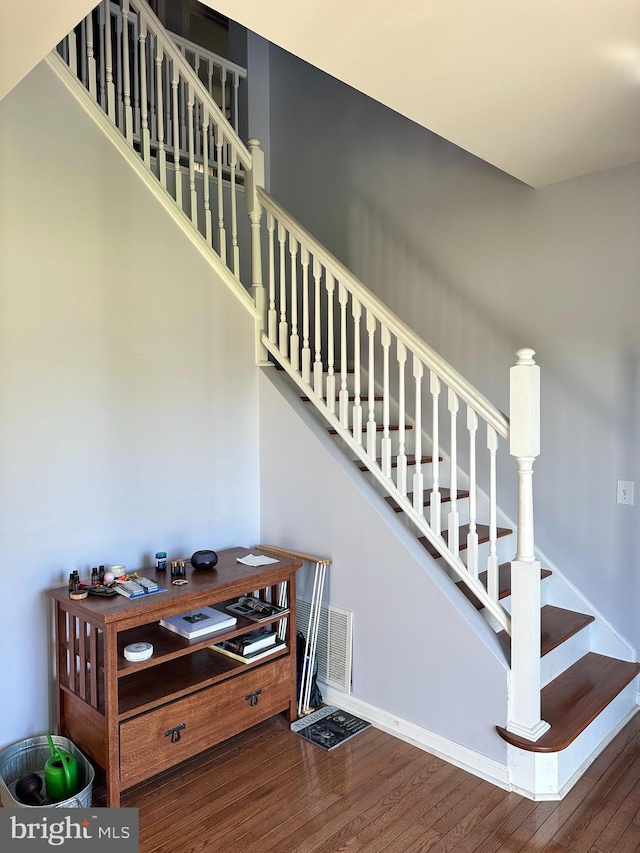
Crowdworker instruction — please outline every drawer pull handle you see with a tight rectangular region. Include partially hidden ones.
[165,723,186,743]
[245,689,262,707]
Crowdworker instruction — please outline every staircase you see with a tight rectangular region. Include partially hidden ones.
[48,0,640,800]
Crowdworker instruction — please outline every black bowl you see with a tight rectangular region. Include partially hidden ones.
[190,550,218,571]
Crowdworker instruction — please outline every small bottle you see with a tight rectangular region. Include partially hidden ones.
[155,552,167,572]
[99,565,105,583]
[68,572,75,592]
[91,567,99,585]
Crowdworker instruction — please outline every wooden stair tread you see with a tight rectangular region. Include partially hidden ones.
[457,563,552,609]
[418,524,512,559]
[496,653,640,752]
[356,455,441,471]
[328,424,413,435]
[496,605,594,660]
[385,489,470,512]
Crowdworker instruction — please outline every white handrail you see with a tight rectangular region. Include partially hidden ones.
[257,188,509,439]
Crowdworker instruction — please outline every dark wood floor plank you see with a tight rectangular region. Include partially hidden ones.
[312,760,459,853]
[98,711,640,853]
[588,776,640,852]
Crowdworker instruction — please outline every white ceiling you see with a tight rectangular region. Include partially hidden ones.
[3,1,639,187]
[202,0,640,188]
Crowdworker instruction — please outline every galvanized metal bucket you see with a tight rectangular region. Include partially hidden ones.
[0,735,94,808]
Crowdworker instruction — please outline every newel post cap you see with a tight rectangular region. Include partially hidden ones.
[515,348,536,366]
[510,347,540,459]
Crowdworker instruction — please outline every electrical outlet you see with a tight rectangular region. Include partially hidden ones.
[617,480,635,505]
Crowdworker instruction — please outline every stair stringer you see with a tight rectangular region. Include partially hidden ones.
[259,365,513,784]
[45,49,260,336]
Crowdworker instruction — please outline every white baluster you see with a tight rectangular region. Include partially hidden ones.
[232,72,240,135]
[230,146,239,277]
[430,372,441,534]
[396,341,408,496]
[267,213,277,342]
[179,79,187,153]
[121,1,133,142]
[246,138,264,324]
[131,15,140,133]
[326,273,336,415]
[98,4,106,107]
[187,84,197,227]
[115,12,123,129]
[164,55,171,147]
[68,25,78,76]
[171,68,181,204]
[207,59,214,101]
[148,31,156,139]
[86,11,97,98]
[278,221,288,357]
[138,19,150,166]
[202,106,211,243]
[155,43,166,187]
[507,348,549,741]
[448,389,460,558]
[352,296,363,446]
[313,259,323,398]
[338,283,349,428]
[366,310,377,460]
[381,326,392,478]
[301,247,311,384]
[220,66,227,153]
[289,235,299,371]
[412,355,424,514]
[215,123,226,263]
[80,19,87,87]
[466,406,479,579]
[487,424,499,605]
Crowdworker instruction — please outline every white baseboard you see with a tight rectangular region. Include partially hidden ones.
[320,684,510,792]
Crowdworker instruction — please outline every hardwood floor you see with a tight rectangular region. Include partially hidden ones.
[107,711,640,852]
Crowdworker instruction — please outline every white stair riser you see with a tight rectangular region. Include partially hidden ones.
[508,681,640,800]
[540,625,591,688]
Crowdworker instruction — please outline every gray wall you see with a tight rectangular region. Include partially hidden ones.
[267,45,640,649]
[0,61,260,748]
[259,371,509,763]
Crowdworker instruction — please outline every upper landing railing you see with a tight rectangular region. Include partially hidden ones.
[55,0,548,744]
[57,0,254,283]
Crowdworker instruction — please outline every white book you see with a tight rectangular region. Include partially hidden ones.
[159,606,237,639]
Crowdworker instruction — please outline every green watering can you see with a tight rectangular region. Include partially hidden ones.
[44,733,79,802]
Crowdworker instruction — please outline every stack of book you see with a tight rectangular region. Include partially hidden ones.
[159,606,237,639]
[212,628,285,663]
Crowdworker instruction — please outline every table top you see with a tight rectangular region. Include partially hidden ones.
[49,546,302,627]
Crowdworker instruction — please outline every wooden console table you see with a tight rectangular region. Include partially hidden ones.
[49,547,302,806]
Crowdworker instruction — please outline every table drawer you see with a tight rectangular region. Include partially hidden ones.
[119,657,292,786]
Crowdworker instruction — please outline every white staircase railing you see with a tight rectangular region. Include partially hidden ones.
[55,0,548,743]
[57,0,254,284]
[255,189,548,741]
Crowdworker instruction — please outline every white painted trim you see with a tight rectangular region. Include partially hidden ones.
[45,50,258,321]
[321,684,510,792]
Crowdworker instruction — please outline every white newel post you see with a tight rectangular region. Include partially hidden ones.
[507,348,550,741]
[246,139,266,361]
